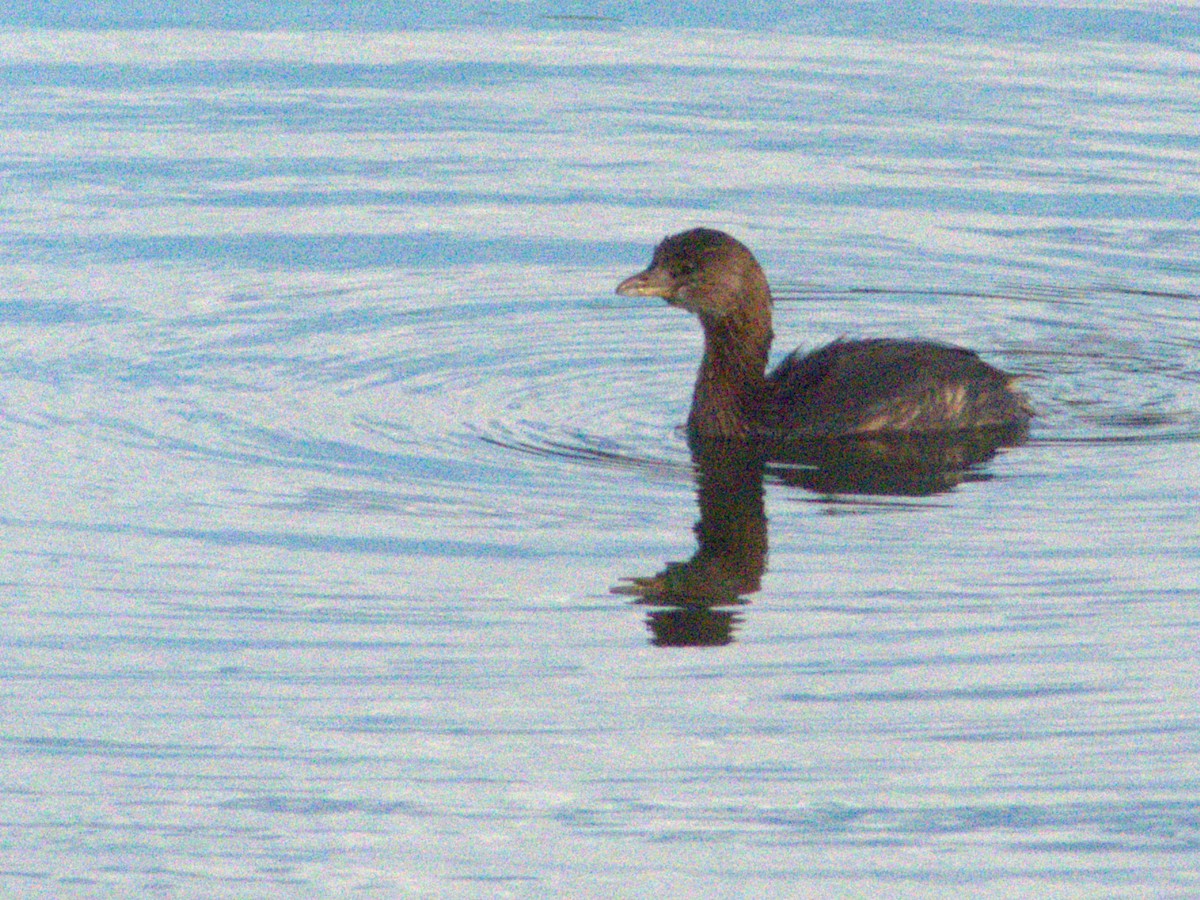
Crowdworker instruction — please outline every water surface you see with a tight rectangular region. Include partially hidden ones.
[1,11,1199,897]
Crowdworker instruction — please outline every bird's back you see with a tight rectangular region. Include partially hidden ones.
[765,338,1033,436]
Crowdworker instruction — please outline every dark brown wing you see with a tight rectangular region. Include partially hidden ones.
[766,338,1032,435]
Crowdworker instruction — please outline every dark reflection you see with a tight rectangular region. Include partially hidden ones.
[615,425,1027,647]
[764,423,1028,497]
[615,439,766,647]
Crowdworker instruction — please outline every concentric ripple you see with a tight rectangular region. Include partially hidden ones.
[14,268,1197,549]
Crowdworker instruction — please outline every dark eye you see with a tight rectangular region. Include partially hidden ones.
[673,260,697,278]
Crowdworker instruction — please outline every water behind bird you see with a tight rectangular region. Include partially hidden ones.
[1,11,1199,897]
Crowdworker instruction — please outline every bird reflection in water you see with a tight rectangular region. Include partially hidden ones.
[612,229,1033,645]
[614,425,1027,647]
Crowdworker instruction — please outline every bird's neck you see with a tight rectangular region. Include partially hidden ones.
[689,306,773,439]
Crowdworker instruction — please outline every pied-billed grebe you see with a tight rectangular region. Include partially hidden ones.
[616,228,1033,439]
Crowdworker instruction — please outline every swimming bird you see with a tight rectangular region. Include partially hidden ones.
[616,228,1033,439]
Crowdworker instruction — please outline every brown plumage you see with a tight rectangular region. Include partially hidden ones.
[616,228,1033,439]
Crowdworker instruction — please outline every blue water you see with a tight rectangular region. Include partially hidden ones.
[1,5,1199,897]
